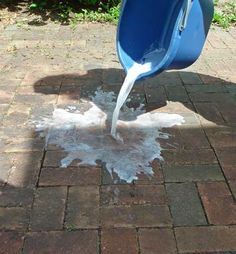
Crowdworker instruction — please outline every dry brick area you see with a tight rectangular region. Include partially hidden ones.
[0,22,236,253]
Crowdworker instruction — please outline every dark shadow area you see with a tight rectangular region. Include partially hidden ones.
[1,69,236,246]
[0,0,120,25]
[33,69,236,125]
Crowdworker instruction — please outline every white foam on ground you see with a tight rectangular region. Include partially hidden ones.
[33,88,184,183]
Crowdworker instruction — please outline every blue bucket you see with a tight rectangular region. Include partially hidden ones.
[117,0,214,80]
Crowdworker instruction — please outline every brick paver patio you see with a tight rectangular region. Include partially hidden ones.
[0,22,236,253]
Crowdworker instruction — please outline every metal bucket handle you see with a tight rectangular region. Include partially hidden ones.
[179,0,193,31]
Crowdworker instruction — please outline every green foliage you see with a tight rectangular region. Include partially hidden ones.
[213,0,236,28]
[28,0,121,23]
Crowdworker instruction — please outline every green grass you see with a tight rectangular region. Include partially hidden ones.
[213,0,236,28]
[70,3,120,27]
[27,0,120,24]
[18,0,236,28]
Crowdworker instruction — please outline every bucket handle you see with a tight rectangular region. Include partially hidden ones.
[179,0,193,31]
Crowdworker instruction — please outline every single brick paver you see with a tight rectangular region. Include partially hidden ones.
[229,181,236,199]
[215,147,236,166]
[30,187,67,231]
[6,152,43,188]
[100,184,167,206]
[101,228,138,254]
[139,228,177,254]
[23,230,98,254]
[0,207,29,230]
[0,21,236,253]
[65,186,99,229]
[162,149,217,166]
[205,126,236,148]
[0,187,33,207]
[163,164,224,182]
[175,226,236,253]
[166,183,207,226]
[101,204,172,228]
[0,231,24,254]
[198,182,236,225]
[39,166,101,186]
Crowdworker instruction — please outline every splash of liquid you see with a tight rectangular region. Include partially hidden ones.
[111,48,166,139]
[33,88,184,183]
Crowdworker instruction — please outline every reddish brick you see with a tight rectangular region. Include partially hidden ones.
[189,93,234,104]
[162,149,217,166]
[198,182,236,225]
[215,147,236,166]
[0,87,15,104]
[30,187,67,231]
[39,167,101,186]
[166,183,207,226]
[7,152,43,188]
[163,164,224,182]
[0,187,33,207]
[221,165,236,181]
[0,231,24,254]
[101,205,172,228]
[229,181,236,199]
[175,226,236,253]
[165,85,190,103]
[205,126,236,148]
[101,228,138,254]
[139,228,177,254]
[218,103,236,124]
[0,207,28,230]
[23,230,98,254]
[43,151,74,167]
[179,71,202,85]
[144,86,167,105]
[0,153,12,186]
[101,184,167,206]
[178,128,210,149]
[160,127,210,150]
[66,186,99,229]
[194,102,225,125]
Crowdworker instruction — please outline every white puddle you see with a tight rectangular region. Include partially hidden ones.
[33,88,184,183]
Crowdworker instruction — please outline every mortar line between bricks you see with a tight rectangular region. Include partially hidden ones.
[62,186,70,230]
[136,228,141,254]
[172,226,180,254]
[28,150,46,231]
[20,234,27,254]
[186,84,235,202]
[162,184,182,254]
[55,74,64,105]
[98,184,102,254]
[164,179,226,184]
[98,227,102,254]
[212,146,236,202]
[194,182,210,225]
[35,149,46,188]
[1,76,22,123]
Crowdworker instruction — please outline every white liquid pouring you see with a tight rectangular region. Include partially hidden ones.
[31,47,185,183]
[111,48,166,139]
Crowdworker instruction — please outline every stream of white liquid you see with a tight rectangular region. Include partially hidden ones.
[111,48,166,139]
[31,47,186,183]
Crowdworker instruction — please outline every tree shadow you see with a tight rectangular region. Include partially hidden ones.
[0,0,120,25]
[33,68,236,125]
[1,69,236,242]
